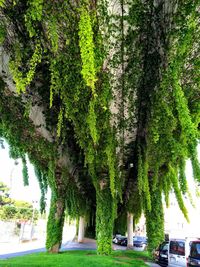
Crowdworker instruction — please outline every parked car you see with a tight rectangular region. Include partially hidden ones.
[120,236,147,250]
[120,237,127,246]
[188,241,200,267]
[113,234,127,245]
[154,238,199,267]
[133,236,147,250]
[154,241,169,267]
[168,238,199,267]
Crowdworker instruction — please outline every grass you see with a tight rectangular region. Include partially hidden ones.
[0,250,151,267]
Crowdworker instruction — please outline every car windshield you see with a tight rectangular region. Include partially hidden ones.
[169,240,185,256]
[191,242,200,259]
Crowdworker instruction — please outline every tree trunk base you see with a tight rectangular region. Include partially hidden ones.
[48,243,60,253]
[78,217,85,243]
[126,245,133,250]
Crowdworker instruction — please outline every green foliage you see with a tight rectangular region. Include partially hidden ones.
[46,192,65,250]
[65,180,89,219]
[134,0,200,224]
[0,79,56,215]
[168,164,189,221]
[47,161,56,191]
[191,153,200,182]
[87,99,98,144]
[105,134,116,198]
[145,187,164,252]
[22,156,29,186]
[14,200,32,209]
[0,22,6,44]
[24,0,43,37]
[0,205,16,220]
[78,3,97,94]
[57,107,63,138]
[0,205,38,221]
[10,43,42,93]
[0,196,38,222]
[179,159,188,194]
[0,181,12,206]
[137,147,151,211]
[0,0,5,8]
[96,186,116,255]
[34,166,47,214]
[49,58,61,108]
[113,211,127,236]
[0,0,200,256]
[46,15,59,54]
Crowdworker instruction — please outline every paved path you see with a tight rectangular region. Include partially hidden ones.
[145,262,160,267]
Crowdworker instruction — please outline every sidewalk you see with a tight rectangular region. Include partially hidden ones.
[0,237,45,254]
[0,223,76,258]
[145,263,160,267]
[0,238,96,259]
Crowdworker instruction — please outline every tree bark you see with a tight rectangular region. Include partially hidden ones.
[78,216,85,243]
[127,212,134,249]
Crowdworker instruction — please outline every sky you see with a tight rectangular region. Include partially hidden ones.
[0,140,43,206]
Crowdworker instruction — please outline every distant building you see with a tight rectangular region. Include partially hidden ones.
[164,192,200,239]
[134,189,200,239]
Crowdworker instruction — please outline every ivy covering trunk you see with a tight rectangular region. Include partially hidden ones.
[96,182,116,255]
[46,193,66,253]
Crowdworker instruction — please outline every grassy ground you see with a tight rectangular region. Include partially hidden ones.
[0,250,151,267]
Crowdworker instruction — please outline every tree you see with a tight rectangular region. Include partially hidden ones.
[0,187,39,222]
[0,0,199,255]
[0,181,12,206]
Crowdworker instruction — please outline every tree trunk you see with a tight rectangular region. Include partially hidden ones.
[46,192,66,253]
[145,187,164,252]
[78,216,85,243]
[127,212,134,249]
[96,181,116,255]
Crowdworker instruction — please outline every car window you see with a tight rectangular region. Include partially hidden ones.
[162,243,169,251]
[169,241,185,256]
[190,243,200,259]
[134,236,146,241]
[160,242,169,251]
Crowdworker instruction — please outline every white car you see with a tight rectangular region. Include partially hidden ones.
[168,238,199,267]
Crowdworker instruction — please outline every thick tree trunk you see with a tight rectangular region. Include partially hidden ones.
[96,181,115,255]
[127,212,134,249]
[46,193,66,253]
[46,169,67,253]
[78,216,85,243]
[145,187,164,252]
[47,197,65,252]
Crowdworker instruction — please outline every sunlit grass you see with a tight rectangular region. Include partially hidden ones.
[0,250,151,267]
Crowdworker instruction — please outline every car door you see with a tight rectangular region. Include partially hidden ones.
[159,242,169,266]
[168,240,186,267]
